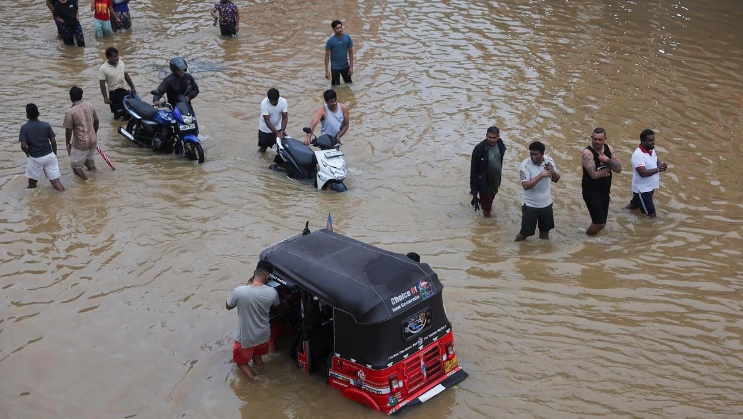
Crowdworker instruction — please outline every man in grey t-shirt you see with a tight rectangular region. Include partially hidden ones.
[226,261,280,379]
[515,141,560,241]
[19,104,65,191]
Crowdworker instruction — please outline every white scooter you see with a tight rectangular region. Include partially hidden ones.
[269,127,348,192]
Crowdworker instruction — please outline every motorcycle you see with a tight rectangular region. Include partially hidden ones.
[269,127,348,192]
[117,90,205,164]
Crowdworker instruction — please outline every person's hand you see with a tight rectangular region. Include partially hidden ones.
[471,195,480,212]
[325,70,330,80]
[154,99,162,107]
[235,24,239,33]
[277,130,285,139]
[104,98,111,104]
[303,135,311,146]
[66,143,71,154]
[659,162,668,172]
[597,153,610,163]
[349,66,354,76]
[184,96,191,103]
[131,87,137,95]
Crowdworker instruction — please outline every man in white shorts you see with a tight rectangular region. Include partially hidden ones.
[19,104,65,191]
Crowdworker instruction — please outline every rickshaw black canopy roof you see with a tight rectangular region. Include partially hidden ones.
[261,230,443,325]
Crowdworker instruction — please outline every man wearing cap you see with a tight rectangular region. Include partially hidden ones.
[226,261,281,380]
[19,104,65,191]
[63,86,100,180]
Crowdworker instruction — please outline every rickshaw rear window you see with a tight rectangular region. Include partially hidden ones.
[402,307,433,341]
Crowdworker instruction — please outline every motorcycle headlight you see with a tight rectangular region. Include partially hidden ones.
[182,115,193,125]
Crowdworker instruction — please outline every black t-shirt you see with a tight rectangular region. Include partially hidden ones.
[54,0,79,27]
[19,120,55,158]
[581,145,613,197]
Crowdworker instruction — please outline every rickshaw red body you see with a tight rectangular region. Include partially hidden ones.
[261,229,467,415]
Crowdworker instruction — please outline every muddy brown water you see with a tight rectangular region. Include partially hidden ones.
[1,1,742,418]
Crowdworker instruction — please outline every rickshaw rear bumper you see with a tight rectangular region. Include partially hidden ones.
[395,368,468,413]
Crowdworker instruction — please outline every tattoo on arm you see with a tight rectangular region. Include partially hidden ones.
[581,152,595,173]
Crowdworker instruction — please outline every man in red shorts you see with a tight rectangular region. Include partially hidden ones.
[226,261,280,380]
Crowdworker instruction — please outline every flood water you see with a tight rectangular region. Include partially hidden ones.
[1,1,742,418]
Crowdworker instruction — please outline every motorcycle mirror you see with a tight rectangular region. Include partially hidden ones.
[302,127,312,134]
[150,90,160,96]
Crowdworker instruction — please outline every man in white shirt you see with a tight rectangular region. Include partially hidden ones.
[515,141,561,241]
[258,88,288,153]
[99,46,136,120]
[625,129,668,218]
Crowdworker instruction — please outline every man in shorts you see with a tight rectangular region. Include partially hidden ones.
[325,20,354,86]
[226,261,281,380]
[19,104,65,191]
[258,88,288,153]
[581,127,622,235]
[63,86,100,180]
[516,141,560,241]
[625,129,668,218]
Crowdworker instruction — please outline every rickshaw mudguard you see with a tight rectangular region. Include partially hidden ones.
[340,388,381,412]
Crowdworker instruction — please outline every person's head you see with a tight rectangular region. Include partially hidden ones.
[105,46,119,65]
[406,252,420,263]
[169,57,188,77]
[486,126,500,146]
[331,20,343,35]
[640,129,655,150]
[253,260,274,284]
[323,89,338,109]
[591,127,606,150]
[529,141,546,165]
[267,88,280,106]
[26,103,39,120]
[69,86,83,102]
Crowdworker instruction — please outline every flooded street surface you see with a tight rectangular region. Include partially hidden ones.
[1,0,742,418]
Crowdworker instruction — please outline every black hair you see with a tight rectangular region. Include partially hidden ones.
[593,127,606,135]
[487,126,500,135]
[105,46,118,58]
[529,141,545,153]
[406,252,420,263]
[323,89,337,103]
[640,129,655,142]
[331,20,342,29]
[267,88,280,101]
[255,260,274,275]
[26,103,39,119]
[69,86,83,102]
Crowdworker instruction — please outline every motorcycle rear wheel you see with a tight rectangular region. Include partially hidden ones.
[183,142,205,164]
[125,119,151,148]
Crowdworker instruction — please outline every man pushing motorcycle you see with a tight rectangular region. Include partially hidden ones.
[304,89,349,146]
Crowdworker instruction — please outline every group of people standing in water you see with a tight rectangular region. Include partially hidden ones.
[470,126,669,241]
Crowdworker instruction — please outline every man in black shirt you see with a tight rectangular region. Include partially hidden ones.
[19,104,65,191]
[580,127,622,235]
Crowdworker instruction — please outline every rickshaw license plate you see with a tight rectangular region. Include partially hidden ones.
[181,124,196,131]
[443,356,458,373]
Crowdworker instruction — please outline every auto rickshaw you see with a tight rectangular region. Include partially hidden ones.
[260,229,468,415]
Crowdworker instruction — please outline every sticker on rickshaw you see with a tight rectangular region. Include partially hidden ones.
[443,355,458,373]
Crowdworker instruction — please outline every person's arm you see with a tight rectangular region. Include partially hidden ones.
[108,2,119,23]
[520,167,549,190]
[234,7,239,32]
[93,111,100,134]
[211,5,218,19]
[91,0,95,12]
[124,72,136,94]
[304,106,325,145]
[20,127,29,156]
[581,148,611,179]
[348,46,354,76]
[336,104,349,141]
[604,145,622,173]
[324,49,331,80]
[280,111,288,134]
[46,0,55,13]
[99,80,110,104]
[185,75,199,101]
[50,137,59,155]
[153,78,168,105]
[263,114,280,137]
[226,291,236,310]
[470,145,480,195]
[66,128,72,153]
[21,141,29,157]
[547,160,560,183]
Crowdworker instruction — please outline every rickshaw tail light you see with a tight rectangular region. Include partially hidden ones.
[446,343,455,359]
[389,375,400,391]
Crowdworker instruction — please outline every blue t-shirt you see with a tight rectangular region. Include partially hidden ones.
[19,120,55,158]
[112,0,129,13]
[325,33,353,70]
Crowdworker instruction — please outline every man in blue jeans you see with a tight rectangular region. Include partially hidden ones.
[325,20,354,86]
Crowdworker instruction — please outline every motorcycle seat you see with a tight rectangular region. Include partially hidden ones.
[127,98,158,120]
[283,137,315,166]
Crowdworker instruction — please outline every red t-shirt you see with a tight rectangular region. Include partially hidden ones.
[94,0,112,21]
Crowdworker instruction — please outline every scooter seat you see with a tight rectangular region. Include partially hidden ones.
[283,137,315,166]
[127,98,158,120]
